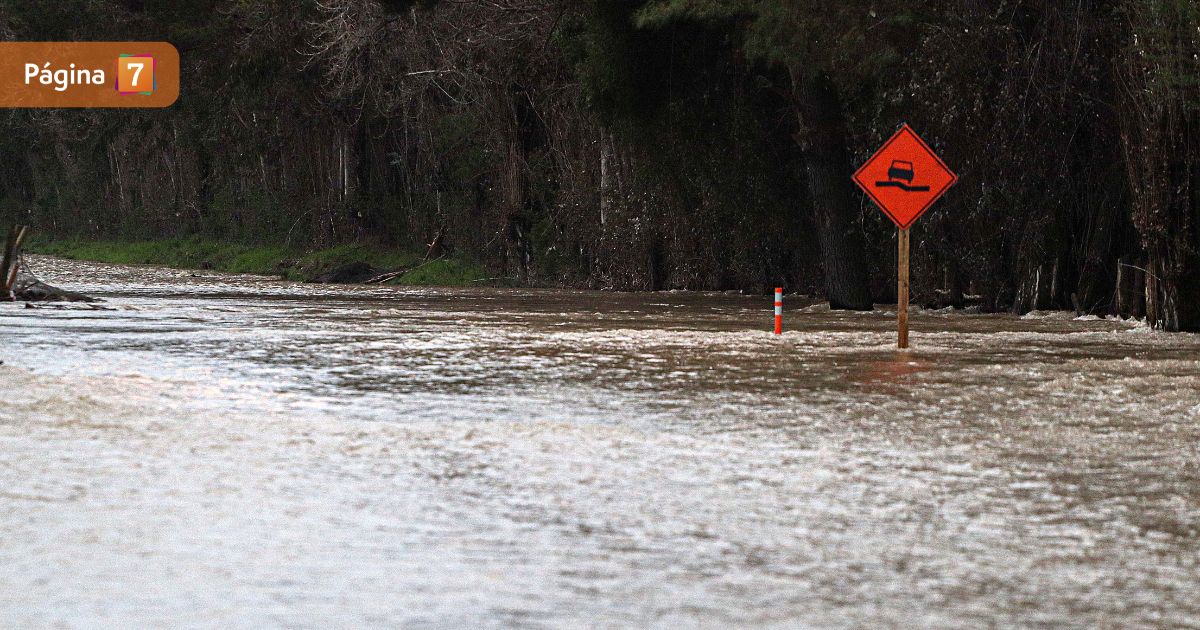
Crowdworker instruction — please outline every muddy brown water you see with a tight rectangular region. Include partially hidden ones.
[1,256,1199,628]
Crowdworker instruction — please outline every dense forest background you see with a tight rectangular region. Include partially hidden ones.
[0,1,1198,329]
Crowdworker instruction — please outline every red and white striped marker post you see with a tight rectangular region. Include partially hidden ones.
[774,287,783,335]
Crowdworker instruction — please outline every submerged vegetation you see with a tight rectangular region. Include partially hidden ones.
[0,1,1197,327]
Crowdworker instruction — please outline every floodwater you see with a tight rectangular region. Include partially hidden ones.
[2,256,1199,629]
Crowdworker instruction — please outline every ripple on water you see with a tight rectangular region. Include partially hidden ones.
[0,257,1198,627]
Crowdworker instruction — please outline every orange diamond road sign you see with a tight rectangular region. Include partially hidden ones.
[853,124,957,229]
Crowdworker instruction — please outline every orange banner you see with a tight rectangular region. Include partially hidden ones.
[0,42,179,108]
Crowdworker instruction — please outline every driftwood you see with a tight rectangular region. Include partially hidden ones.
[12,275,98,302]
[364,255,446,284]
[311,231,450,285]
[2,225,99,303]
[1,225,28,298]
[362,232,447,284]
[363,269,407,284]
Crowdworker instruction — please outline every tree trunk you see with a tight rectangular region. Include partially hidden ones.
[1178,261,1200,332]
[599,130,613,229]
[792,71,873,311]
[1127,130,1200,331]
[1115,258,1144,319]
[1149,250,1200,332]
[940,261,965,309]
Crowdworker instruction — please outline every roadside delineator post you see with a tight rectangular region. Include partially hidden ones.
[774,287,783,335]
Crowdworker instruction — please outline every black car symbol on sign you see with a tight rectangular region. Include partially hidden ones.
[876,160,931,192]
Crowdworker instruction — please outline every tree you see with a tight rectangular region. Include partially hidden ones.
[1117,0,1200,331]
[629,1,942,309]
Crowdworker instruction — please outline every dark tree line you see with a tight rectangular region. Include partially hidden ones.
[0,0,1197,329]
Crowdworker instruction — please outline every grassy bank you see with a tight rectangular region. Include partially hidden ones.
[27,238,491,286]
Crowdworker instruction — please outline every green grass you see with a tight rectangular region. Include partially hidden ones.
[390,258,489,286]
[26,237,492,286]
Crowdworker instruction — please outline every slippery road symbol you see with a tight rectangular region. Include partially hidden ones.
[853,124,957,229]
[875,160,931,192]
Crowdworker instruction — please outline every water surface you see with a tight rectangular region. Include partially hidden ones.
[2,256,1198,628]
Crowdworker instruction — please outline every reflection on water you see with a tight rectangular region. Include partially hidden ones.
[1,256,1199,628]
[850,354,936,394]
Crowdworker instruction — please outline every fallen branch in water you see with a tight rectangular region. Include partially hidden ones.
[22,300,112,310]
[1,224,28,299]
[12,275,99,303]
[364,255,446,284]
[2,226,99,303]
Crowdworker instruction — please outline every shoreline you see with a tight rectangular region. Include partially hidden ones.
[25,237,492,287]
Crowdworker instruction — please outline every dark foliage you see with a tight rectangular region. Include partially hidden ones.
[0,0,1197,328]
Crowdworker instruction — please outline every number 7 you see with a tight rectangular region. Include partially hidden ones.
[128,62,143,86]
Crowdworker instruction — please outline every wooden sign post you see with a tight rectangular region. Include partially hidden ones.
[898,228,910,349]
[852,124,957,349]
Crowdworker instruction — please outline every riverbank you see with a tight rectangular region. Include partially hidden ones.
[26,238,490,286]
